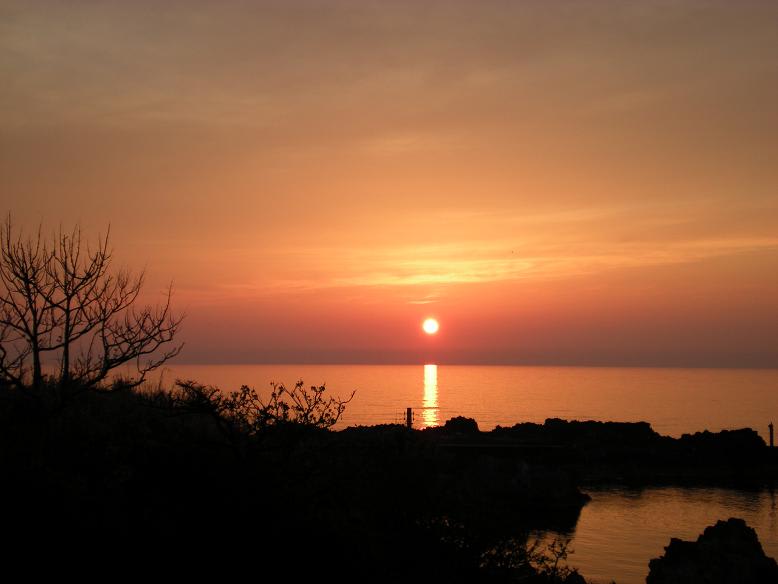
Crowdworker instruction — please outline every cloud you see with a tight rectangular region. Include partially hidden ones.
[177,200,778,301]
[282,236,778,291]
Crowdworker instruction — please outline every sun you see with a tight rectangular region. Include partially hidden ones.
[422,318,439,335]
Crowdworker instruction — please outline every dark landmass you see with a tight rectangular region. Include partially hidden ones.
[1,381,776,581]
[647,517,778,584]
[486,418,777,486]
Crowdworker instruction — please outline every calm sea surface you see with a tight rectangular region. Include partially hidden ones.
[158,364,778,438]
[157,364,778,583]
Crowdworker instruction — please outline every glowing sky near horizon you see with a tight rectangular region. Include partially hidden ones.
[1,1,777,366]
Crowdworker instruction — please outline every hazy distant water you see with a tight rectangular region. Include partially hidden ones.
[158,364,778,439]
[157,364,778,582]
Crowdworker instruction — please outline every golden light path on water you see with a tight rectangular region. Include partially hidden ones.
[422,363,439,428]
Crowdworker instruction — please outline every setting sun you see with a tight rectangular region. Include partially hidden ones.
[422,318,439,335]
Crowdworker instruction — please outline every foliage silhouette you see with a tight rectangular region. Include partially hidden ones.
[143,379,356,454]
[480,537,585,583]
[169,379,354,429]
[0,216,182,391]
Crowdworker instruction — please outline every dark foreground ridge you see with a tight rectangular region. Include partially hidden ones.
[1,381,776,580]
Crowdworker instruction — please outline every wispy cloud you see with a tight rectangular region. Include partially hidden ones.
[285,236,778,290]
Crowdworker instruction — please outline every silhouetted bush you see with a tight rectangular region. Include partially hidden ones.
[171,378,354,430]
[481,537,586,583]
[139,379,355,454]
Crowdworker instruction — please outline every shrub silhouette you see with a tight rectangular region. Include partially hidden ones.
[480,537,585,583]
[157,379,355,450]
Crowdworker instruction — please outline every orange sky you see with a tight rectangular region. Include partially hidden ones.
[1,1,777,366]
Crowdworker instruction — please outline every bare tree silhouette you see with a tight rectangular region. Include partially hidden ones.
[0,216,183,390]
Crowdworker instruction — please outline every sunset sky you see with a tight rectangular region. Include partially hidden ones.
[2,1,777,366]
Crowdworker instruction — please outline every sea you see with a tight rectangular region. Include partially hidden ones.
[155,364,778,583]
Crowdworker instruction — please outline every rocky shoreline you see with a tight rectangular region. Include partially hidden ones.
[2,383,776,581]
[330,416,777,532]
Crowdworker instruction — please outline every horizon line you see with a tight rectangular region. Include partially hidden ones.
[161,361,778,371]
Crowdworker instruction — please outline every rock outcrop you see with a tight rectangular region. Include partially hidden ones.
[647,517,778,583]
[490,419,775,483]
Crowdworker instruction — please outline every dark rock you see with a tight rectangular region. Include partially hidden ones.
[679,429,766,462]
[490,419,778,484]
[442,416,480,434]
[647,517,778,583]
[492,419,664,453]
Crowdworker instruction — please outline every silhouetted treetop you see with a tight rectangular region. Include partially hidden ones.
[0,216,183,390]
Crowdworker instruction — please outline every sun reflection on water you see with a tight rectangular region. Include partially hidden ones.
[422,363,439,428]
